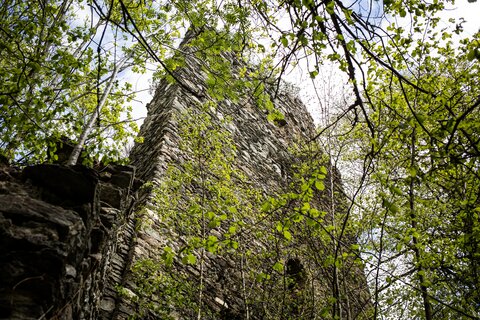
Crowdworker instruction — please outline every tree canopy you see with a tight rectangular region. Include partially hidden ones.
[1,0,479,318]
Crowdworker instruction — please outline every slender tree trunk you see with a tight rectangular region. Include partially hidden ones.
[241,252,250,320]
[409,128,433,320]
[67,55,129,165]
[328,146,342,320]
[373,211,388,319]
[197,135,206,320]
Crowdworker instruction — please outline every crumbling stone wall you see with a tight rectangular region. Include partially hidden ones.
[0,163,138,320]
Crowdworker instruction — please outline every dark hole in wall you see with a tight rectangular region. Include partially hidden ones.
[274,118,287,127]
[286,258,305,290]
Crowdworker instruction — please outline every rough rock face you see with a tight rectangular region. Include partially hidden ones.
[0,163,137,320]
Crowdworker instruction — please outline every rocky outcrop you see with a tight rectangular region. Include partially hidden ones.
[0,163,137,320]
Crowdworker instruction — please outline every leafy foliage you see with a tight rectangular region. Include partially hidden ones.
[130,101,262,318]
[126,100,369,319]
[0,0,188,165]
[2,0,480,318]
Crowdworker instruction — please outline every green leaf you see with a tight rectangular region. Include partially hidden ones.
[162,246,175,266]
[208,235,218,243]
[256,272,268,282]
[267,113,276,122]
[467,49,476,61]
[208,219,220,228]
[315,180,325,191]
[273,261,284,272]
[301,202,311,211]
[309,208,320,218]
[261,200,271,212]
[408,167,417,177]
[228,225,237,234]
[391,186,402,195]
[230,240,239,249]
[326,1,335,14]
[182,253,197,265]
[382,199,399,213]
[276,221,283,232]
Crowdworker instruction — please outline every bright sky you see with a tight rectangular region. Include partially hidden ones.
[122,1,480,127]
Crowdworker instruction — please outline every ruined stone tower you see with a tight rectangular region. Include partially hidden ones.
[107,32,370,319]
[0,31,370,319]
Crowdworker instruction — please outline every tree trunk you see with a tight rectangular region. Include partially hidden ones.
[67,55,129,165]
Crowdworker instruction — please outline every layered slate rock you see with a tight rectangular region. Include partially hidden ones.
[0,163,137,320]
[119,31,371,319]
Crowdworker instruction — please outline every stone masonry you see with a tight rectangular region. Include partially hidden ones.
[115,32,371,319]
